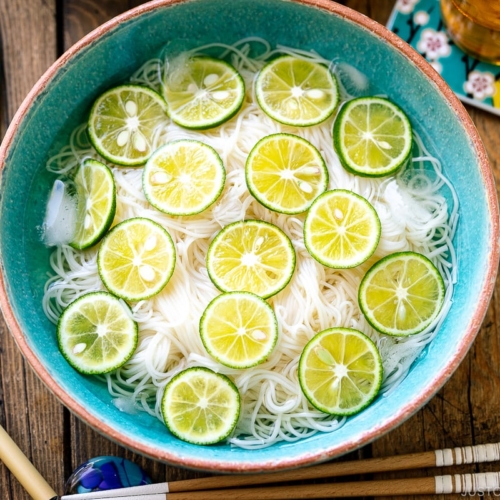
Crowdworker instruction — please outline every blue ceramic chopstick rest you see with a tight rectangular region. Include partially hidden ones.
[65,456,151,493]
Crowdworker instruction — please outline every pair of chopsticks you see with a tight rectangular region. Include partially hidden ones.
[2,421,500,499]
[64,442,500,500]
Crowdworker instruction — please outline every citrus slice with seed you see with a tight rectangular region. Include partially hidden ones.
[206,220,295,299]
[143,140,225,216]
[358,251,445,336]
[333,96,413,177]
[161,367,240,445]
[57,292,138,375]
[98,218,176,301]
[255,56,339,127]
[200,291,278,369]
[88,85,168,166]
[70,159,116,250]
[245,133,328,214]
[304,189,381,268]
[162,56,245,129]
[298,327,383,416]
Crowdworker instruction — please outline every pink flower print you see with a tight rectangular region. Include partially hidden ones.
[413,11,430,26]
[396,0,420,14]
[417,29,452,60]
[464,71,496,100]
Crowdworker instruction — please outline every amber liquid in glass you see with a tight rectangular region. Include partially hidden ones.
[441,0,500,64]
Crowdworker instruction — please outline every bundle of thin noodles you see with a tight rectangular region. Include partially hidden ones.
[42,38,457,449]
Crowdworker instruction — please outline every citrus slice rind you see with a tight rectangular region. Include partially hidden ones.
[304,189,381,269]
[200,291,278,369]
[57,292,138,375]
[255,55,339,127]
[70,159,116,250]
[97,217,176,302]
[333,96,413,177]
[162,56,245,129]
[143,140,225,216]
[161,367,240,445]
[358,252,445,336]
[206,220,296,299]
[88,84,168,166]
[298,327,383,416]
[245,133,328,214]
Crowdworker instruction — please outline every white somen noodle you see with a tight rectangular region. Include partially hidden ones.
[42,38,458,449]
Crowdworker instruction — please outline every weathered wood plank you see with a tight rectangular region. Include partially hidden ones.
[1,1,499,499]
[0,324,14,499]
[0,19,12,500]
[63,0,149,49]
[63,0,129,49]
[0,1,62,499]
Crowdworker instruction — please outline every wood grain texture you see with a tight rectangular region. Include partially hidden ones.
[0,1,63,499]
[63,0,143,49]
[0,1,499,499]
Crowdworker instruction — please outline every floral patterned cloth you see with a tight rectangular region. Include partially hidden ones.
[388,0,500,115]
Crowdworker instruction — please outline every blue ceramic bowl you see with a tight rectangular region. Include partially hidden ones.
[0,0,498,472]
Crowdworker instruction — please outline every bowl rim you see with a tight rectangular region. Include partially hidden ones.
[0,0,499,472]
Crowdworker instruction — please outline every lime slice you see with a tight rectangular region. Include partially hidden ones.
[358,252,445,336]
[162,56,245,129]
[98,218,176,301]
[298,327,383,416]
[304,189,381,269]
[200,291,278,369]
[333,96,413,177]
[57,292,138,375]
[70,159,116,250]
[161,367,240,445]
[255,56,339,127]
[143,140,225,216]
[206,220,296,299]
[245,133,328,214]
[88,85,168,166]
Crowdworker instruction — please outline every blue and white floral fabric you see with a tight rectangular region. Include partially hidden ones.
[387,0,500,115]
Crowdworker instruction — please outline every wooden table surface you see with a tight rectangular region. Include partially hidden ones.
[0,1,499,499]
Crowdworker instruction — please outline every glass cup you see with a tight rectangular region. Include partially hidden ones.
[441,0,500,64]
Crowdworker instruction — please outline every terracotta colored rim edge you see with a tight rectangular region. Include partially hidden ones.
[0,0,498,472]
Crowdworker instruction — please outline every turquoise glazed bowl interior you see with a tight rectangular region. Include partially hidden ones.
[0,0,498,472]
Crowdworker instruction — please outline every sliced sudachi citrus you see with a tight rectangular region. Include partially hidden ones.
[255,56,339,126]
[161,367,240,445]
[206,220,296,299]
[298,327,383,416]
[70,159,116,250]
[162,56,245,129]
[88,84,168,166]
[57,292,138,375]
[358,251,445,336]
[333,96,413,177]
[98,217,176,301]
[143,140,225,216]
[245,133,328,214]
[200,291,278,369]
[304,189,381,268]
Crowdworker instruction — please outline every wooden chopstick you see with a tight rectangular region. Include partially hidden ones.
[65,442,500,499]
[65,471,500,499]
[0,424,58,500]
[166,443,500,493]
